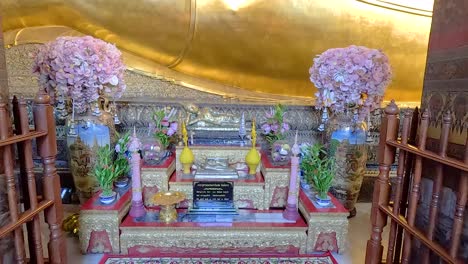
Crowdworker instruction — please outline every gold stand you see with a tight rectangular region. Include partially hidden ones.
[152,191,186,224]
[159,204,178,223]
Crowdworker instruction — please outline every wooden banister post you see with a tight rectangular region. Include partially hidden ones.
[365,100,399,264]
[0,14,15,264]
[33,90,67,263]
[0,15,9,105]
[0,103,26,263]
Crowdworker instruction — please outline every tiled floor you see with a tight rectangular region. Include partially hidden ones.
[14,203,383,264]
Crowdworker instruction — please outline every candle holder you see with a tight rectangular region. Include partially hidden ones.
[68,101,77,136]
[92,102,102,116]
[128,128,146,218]
[283,130,300,221]
[366,114,373,143]
[239,112,246,146]
[112,100,121,125]
[152,191,186,224]
[317,108,328,132]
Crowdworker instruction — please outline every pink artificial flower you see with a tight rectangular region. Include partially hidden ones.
[33,36,126,113]
[261,123,271,134]
[167,123,178,136]
[270,123,279,133]
[161,118,170,127]
[309,45,392,121]
[169,122,178,132]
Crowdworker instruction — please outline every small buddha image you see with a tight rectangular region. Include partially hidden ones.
[204,158,229,171]
[183,103,239,128]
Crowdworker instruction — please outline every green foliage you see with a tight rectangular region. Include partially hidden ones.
[152,109,171,148]
[273,104,286,124]
[264,132,286,145]
[263,104,289,144]
[301,143,336,199]
[114,132,130,177]
[94,145,121,196]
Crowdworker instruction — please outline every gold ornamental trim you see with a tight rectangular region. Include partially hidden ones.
[3,26,313,105]
[298,202,349,253]
[120,228,307,254]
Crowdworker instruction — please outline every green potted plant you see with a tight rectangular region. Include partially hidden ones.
[300,143,336,206]
[114,132,131,188]
[94,145,124,204]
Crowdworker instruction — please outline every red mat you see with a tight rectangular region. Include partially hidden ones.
[99,252,338,264]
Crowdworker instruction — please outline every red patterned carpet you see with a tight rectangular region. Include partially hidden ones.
[99,252,338,264]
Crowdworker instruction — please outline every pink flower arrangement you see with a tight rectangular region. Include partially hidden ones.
[151,109,178,149]
[309,45,392,120]
[261,104,290,144]
[33,36,126,113]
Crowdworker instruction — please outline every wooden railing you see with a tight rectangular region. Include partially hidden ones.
[0,92,66,263]
[365,101,467,264]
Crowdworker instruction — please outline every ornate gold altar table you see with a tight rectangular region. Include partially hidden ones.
[119,210,308,255]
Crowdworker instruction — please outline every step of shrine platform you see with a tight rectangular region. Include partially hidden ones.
[119,209,308,255]
[79,188,349,256]
[168,171,266,210]
[99,252,338,264]
[140,151,300,210]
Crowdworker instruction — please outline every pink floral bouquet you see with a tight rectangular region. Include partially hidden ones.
[309,45,392,120]
[151,108,178,149]
[33,36,126,113]
[261,104,290,144]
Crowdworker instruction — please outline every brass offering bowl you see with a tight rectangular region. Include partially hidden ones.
[152,191,186,224]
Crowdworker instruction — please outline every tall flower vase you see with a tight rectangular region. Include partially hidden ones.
[67,102,116,204]
[328,111,367,218]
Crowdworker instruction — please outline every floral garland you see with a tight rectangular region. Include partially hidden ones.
[33,36,126,113]
[309,45,392,120]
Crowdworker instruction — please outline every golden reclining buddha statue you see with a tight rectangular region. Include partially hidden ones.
[1,0,431,105]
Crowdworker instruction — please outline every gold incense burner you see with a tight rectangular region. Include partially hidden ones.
[152,191,186,223]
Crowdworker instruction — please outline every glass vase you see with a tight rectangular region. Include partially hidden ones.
[327,109,368,217]
[141,137,171,166]
[269,139,291,166]
[67,104,116,204]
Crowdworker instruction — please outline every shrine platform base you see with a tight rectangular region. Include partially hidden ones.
[79,188,349,255]
[99,252,338,264]
[120,209,308,255]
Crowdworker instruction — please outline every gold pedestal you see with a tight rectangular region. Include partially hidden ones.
[152,191,186,224]
[159,204,178,223]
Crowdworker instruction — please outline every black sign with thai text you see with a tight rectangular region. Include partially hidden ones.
[193,181,233,208]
